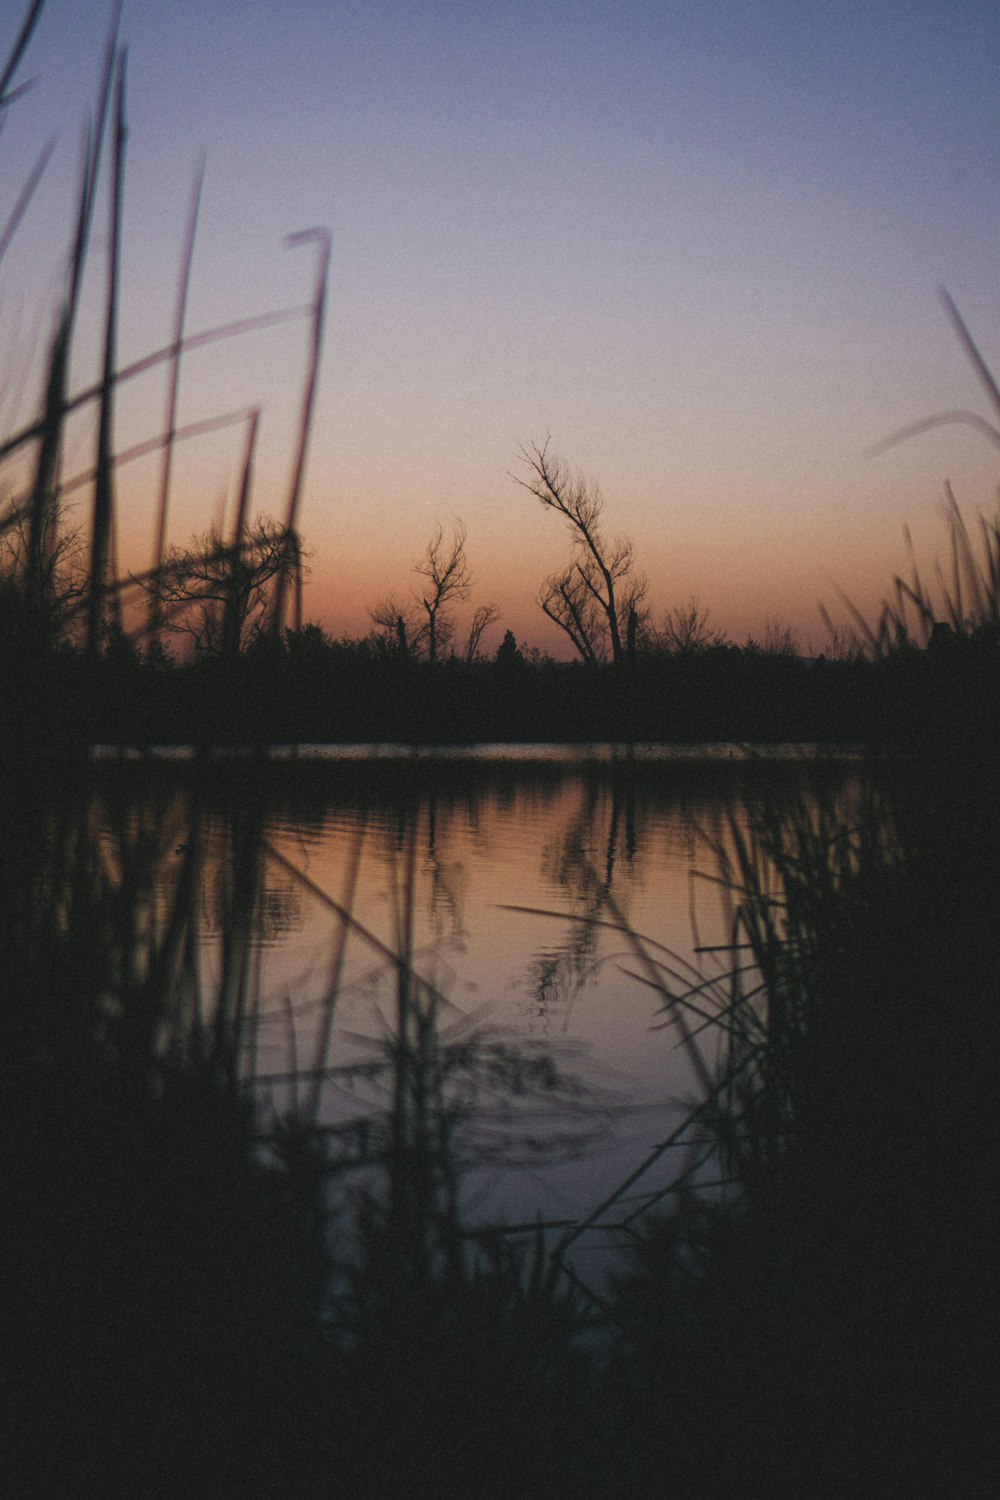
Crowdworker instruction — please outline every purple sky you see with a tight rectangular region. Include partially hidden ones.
[4,0,999,652]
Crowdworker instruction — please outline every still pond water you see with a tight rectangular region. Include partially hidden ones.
[100,743,855,1237]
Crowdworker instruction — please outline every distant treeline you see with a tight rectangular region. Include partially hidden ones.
[2,620,997,750]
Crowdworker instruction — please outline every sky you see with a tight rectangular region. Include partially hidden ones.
[3,0,999,654]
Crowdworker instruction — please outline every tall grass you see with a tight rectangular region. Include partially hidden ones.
[581,504,1000,1495]
[1,758,619,1492]
[826,486,1000,654]
[1,9,614,1494]
[0,1,327,669]
[0,763,332,1492]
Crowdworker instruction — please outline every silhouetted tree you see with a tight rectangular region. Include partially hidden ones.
[369,522,479,664]
[464,601,499,662]
[494,629,525,670]
[513,441,646,665]
[283,621,336,677]
[656,596,725,656]
[762,616,800,658]
[0,499,87,651]
[415,520,472,664]
[134,517,300,657]
[369,593,424,658]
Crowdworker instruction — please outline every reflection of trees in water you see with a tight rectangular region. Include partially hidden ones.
[302,763,749,1040]
[363,772,653,1036]
[522,946,594,1036]
[60,756,822,1095]
[0,758,293,1154]
[520,767,778,1034]
[5,760,599,1490]
[5,755,601,1172]
[90,778,309,1003]
[527,774,643,1032]
[251,805,605,1283]
[199,840,302,947]
[422,793,469,951]
[4,751,846,1446]
[368,789,470,955]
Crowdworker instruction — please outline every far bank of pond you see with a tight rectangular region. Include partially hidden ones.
[6,629,995,750]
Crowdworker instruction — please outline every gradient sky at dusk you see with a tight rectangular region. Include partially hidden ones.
[4,1,999,653]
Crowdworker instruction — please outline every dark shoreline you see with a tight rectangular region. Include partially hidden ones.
[87,738,864,760]
[5,633,995,754]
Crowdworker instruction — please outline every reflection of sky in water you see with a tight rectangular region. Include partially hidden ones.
[217,755,840,1226]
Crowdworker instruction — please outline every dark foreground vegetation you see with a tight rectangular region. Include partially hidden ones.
[2,7,999,1495]
[3,669,998,1499]
[3,613,999,750]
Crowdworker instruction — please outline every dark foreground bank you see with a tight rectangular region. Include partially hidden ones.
[2,725,997,1498]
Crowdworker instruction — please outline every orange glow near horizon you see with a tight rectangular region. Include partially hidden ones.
[106,417,998,661]
[6,2,999,663]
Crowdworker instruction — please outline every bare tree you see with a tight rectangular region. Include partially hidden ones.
[464,601,499,663]
[538,564,602,665]
[369,593,425,658]
[415,520,472,664]
[369,522,485,663]
[762,616,799,659]
[0,498,88,649]
[657,596,725,655]
[135,517,300,656]
[513,441,646,665]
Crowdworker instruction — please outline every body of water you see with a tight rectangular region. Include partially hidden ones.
[89,745,852,1239]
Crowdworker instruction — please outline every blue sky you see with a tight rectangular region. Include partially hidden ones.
[4,0,999,650]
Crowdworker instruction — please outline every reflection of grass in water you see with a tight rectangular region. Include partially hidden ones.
[2,756,615,1493]
[0,10,611,1493]
[0,760,327,1491]
[587,506,1000,1496]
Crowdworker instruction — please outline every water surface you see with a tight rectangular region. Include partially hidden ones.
[139,746,852,1230]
